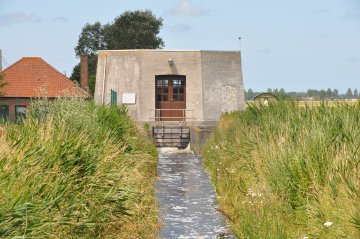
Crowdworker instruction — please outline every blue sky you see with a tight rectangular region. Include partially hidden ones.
[0,0,359,92]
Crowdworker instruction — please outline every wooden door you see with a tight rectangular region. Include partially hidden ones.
[155,75,186,121]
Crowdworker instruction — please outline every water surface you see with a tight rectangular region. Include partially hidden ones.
[155,149,234,239]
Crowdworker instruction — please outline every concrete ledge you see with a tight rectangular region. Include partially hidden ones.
[190,126,215,154]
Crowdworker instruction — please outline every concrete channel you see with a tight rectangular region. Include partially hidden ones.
[155,148,235,239]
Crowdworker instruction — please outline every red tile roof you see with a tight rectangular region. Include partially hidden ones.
[0,57,89,98]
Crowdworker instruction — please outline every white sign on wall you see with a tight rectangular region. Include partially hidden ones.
[122,93,136,104]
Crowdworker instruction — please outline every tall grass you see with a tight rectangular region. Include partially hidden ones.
[204,101,360,239]
[0,98,158,238]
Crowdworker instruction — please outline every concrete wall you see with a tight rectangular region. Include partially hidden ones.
[139,51,203,122]
[95,50,245,124]
[201,51,246,123]
[95,50,204,122]
[95,51,142,120]
[189,126,215,154]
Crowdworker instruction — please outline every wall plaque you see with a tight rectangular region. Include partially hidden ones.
[122,93,136,104]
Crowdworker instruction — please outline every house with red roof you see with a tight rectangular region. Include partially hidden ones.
[0,57,89,122]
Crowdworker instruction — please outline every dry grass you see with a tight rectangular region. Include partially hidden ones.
[247,99,358,108]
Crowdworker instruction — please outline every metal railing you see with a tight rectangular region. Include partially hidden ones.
[150,109,195,125]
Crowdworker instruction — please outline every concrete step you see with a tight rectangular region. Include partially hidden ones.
[156,142,189,148]
[153,128,190,134]
[153,125,190,148]
[156,138,190,143]
[153,133,190,139]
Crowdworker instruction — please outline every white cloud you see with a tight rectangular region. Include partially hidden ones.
[316,33,327,39]
[344,12,360,20]
[313,8,332,14]
[167,24,192,32]
[51,16,68,23]
[258,48,271,54]
[0,12,41,27]
[167,0,209,16]
[348,56,358,62]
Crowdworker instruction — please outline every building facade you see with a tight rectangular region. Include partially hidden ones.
[0,57,89,122]
[94,50,245,126]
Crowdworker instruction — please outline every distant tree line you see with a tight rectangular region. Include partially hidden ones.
[245,88,360,101]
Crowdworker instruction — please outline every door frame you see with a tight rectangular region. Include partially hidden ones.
[155,75,186,121]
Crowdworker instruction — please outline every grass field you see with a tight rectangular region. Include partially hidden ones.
[204,101,360,238]
[247,99,358,108]
[0,98,159,238]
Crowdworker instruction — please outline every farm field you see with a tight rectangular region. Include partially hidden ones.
[297,100,358,107]
[0,99,159,238]
[204,101,360,238]
[247,99,358,108]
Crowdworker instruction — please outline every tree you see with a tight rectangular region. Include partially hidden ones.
[354,89,358,98]
[307,89,313,97]
[105,10,164,49]
[333,89,339,99]
[70,56,98,96]
[71,22,108,96]
[279,88,286,99]
[319,89,326,100]
[346,88,353,99]
[245,88,254,100]
[0,73,7,96]
[75,22,107,57]
[326,88,332,99]
[72,9,164,96]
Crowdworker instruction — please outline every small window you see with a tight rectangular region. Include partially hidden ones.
[111,89,117,105]
[0,105,9,122]
[172,79,185,101]
[15,105,26,122]
[156,79,169,102]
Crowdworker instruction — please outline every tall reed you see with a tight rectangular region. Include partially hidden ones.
[204,101,360,238]
[0,98,158,238]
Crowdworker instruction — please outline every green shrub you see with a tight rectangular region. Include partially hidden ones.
[0,98,158,238]
[204,101,360,238]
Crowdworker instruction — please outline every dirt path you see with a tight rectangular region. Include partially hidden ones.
[155,149,234,239]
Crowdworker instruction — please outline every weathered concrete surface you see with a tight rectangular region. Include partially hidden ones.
[189,126,215,155]
[201,51,246,122]
[155,149,234,239]
[94,50,245,125]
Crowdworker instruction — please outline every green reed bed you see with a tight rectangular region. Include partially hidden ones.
[204,101,360,239]
[0,98,158,238]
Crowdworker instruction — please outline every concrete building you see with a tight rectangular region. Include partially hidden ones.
[94,50,246,126]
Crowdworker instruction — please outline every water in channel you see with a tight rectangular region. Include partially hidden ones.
[155,149,235,239]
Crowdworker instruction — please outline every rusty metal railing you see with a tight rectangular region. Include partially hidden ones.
[150,109,195,126]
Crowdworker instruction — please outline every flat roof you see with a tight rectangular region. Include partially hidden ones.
[97,49,240,53]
